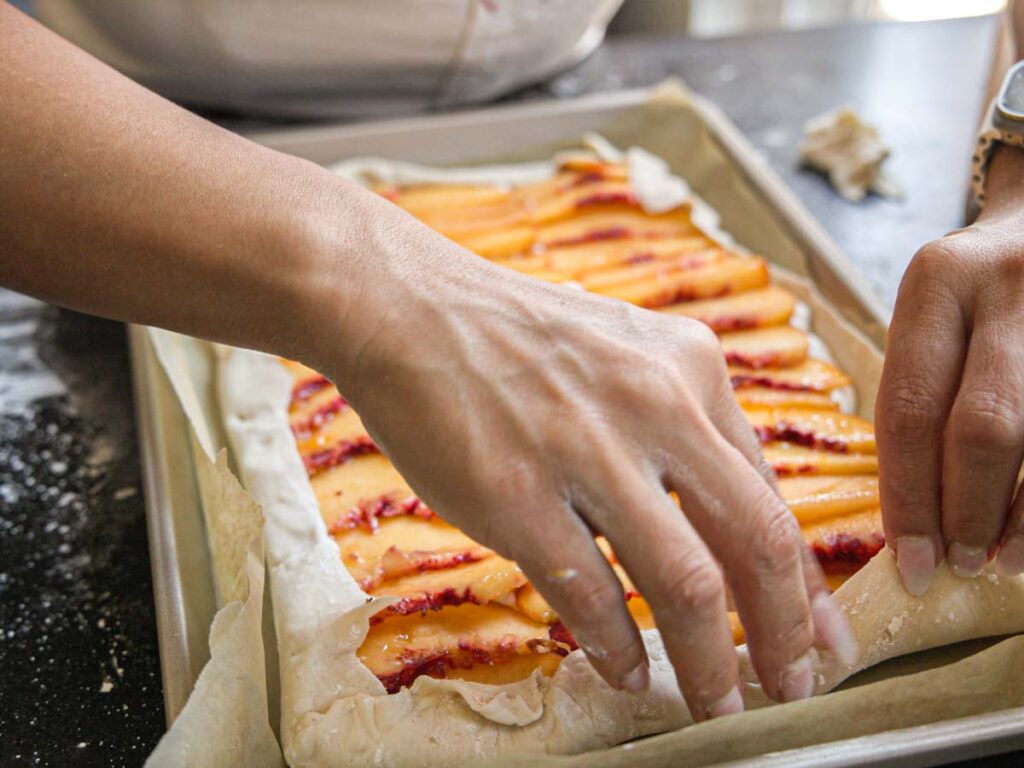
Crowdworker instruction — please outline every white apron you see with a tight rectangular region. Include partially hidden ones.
[37,0,623,118]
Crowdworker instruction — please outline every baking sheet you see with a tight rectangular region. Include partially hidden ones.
[132,82,1023,766]
[134,327,283,767]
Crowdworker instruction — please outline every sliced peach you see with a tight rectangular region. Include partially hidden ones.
[826,573,852,592]
[730,359,851,393]
[358,603,559,691]
[596,255,770,309]
[719,326,809,369]
[289,383,343,424]
[802,508,885,574]
[627,594,656,631]
[370,556,527,619]
[457,225,536,259]
[522,269,573,285]
[763,442,878,476]
[661,286,797,333]
[746,408,876,453]
[779,475,880,524]
[445,651,563,684]
[537,206,696,248]
[334,515,487,585]
[545,236,713,276]
[528,181,638,225]
[280,358,321,383]
[493,253,549,274]
[556,156,628,180]
[384,184,510,215]
[423,205,528,240]
[314,454,414,529]
[729,612,745,645]
[735,387,839,411]
[579,249,726,290]
[290,375,335,410]
[516,583,558,625]
[295,406,365,451]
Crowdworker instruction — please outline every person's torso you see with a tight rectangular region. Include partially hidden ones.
[37,0,623,118]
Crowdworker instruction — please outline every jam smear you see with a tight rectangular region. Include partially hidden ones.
[731,374,818,392]
[361,548,486,591]
[291,375,333,406]
[303,436,379,477]
[373,638,562,693]
[771,463,818,477]
[330,494,435,533]
[565,171,606,188]
[548,621,579,652]
[290,395,348,439]
[370,587,481,624]
[725,351,785,369]
[754,424,849,453]
[814,532,885,574]
[377,656,451,694]
[575,191,639,209]
[547,226,632,249]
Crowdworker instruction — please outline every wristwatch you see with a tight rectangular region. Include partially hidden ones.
[972,59,1024,208]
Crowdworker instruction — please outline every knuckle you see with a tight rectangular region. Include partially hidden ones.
[489,456,541,504]
[662,557,725,616]
[896,242,965,308]
[878,374,943,442]
[568,577,625,622]
[950,388,1024,455]
[752,505,802,572]
[993,250,1024,285]
[905,241,958,284]
[774,608,815,654]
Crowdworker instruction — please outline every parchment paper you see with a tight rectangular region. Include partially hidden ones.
[143,330,284,768]
[487,635,1024,768]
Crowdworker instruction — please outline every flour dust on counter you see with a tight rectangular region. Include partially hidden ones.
[0,290,164,767]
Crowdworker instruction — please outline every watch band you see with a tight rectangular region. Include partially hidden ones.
[972,60,1024,208]
[971,104,1024,208]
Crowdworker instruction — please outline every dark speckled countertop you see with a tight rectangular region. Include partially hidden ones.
[1,14,1019,768]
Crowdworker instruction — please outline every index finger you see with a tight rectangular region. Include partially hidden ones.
[876,249,966,595]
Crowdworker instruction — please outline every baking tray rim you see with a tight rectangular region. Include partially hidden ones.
[132,87,1020,763]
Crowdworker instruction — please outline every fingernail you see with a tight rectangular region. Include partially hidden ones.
[811,592,858,667]
[996,536,1024,576]
[895,536,936,597]
[948,542,988,578]
[619,663,650,694]
[707,686,744,719]
[778,652,815,702]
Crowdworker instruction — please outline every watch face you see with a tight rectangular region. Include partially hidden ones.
[998,61,1024,122]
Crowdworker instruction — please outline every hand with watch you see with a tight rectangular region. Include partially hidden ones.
[877,59,1024,596]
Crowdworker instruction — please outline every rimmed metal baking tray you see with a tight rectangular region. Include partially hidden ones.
[131,86,1024,764]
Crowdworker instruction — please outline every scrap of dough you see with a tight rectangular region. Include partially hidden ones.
[219,347,1024,767]
[738,549,1024,710]
[799,107,901,201]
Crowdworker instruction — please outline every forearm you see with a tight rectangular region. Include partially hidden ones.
[0,5,403,371]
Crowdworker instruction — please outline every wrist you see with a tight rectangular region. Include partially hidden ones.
[285,171,497,395]
[978,144,1024,224]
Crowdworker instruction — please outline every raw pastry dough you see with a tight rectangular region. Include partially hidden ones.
[219,347,1024,767]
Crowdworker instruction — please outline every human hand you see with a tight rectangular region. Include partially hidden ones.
[877,145,1024,595]
[313,200,855,722]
